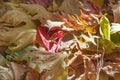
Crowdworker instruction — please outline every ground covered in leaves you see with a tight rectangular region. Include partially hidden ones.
[0,0,120,80]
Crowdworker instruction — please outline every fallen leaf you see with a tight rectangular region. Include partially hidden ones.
[22,51,67,80]
[111,1,120,23]
[59,0,81,15]
[36,26,64,52]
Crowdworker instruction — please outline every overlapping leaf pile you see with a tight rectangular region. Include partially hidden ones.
[0,0,120,80]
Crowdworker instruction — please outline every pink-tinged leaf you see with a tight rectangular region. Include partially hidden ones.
[36,26,64,53]
[27,0,52,8]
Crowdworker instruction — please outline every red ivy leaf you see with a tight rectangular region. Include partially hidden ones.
[36,26,63,53]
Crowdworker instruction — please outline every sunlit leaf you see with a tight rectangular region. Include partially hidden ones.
[100,15,111,40]
[44,20,64,30]
[111,23,120,33]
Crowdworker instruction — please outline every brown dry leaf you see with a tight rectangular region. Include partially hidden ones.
[0,9,36,50]
[25,68,40,80]
[10,0,26,3]
[68,53,104,80]
[11,62,39,80]
[0,46,7,55]
[101,47,120,78]
[68,54,84,80]
[111,1,120,23]
[0,65,13,80]
[22,51,67,80]
[19,3,51,24]
[83,55,97,80]
[11,62,27,80]
[102,62,120,77]
[0,26,36,51]
[59,0,81,15]
[0,54,13,80]
[8,29,36,51]
[0,2,7,17]
[0,10,36,28]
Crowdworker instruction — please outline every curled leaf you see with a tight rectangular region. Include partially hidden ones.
[36,26,64,53]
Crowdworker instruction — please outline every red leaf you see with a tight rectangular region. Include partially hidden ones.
[36,26,63,53]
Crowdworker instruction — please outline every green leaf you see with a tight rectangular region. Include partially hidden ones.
[100,15,111,40]
[111,32,120,46]
[5,45,36,61]
[99,39,115,54]
[6,48,25,61]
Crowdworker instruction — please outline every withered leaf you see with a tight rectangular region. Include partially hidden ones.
[22,51,67,80]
